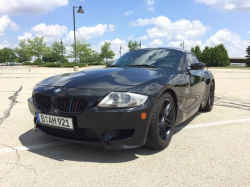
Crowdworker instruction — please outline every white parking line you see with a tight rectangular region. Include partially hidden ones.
[216,81,250,84]
[0,142,69,154]
[218,91,250,97]
[0,91,31,94]
[0,118,250,154]
[0,105,28,109]
[181,118,250,130]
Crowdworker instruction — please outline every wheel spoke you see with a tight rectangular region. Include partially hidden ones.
[164,103,172,118]
[165,118,173,126]
[162,125,167,140]
[158,118,164,130]
[157,98,175,142]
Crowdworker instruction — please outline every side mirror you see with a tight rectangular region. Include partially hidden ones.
[190,62,205,70]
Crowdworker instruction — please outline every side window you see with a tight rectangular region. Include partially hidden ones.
[186,54,194,68]
[192,55,199,64]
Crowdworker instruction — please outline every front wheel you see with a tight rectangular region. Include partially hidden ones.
[201,81,215,112]
[146,93,176,150]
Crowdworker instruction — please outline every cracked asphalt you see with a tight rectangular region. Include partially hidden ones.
[0,66,249,187]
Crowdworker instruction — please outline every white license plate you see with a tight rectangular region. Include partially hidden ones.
[36,113,74,130]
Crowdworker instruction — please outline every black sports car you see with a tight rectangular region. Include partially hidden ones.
[28,48,215,150]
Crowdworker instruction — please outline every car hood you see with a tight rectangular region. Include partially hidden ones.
[38,67,171,91]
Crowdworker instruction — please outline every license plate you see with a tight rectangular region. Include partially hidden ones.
[36,113,74,130]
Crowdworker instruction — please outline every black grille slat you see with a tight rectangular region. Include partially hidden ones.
[36,94,52,111]
[79,100,84,111]
[56,97,87,113]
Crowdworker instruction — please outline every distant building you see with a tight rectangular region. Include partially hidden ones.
[229,57,247,66]
[229,57,247,63]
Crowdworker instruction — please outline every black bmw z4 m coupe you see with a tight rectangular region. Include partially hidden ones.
[28,48,215,150]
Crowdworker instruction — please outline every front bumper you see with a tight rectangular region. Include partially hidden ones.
[28,88,156,149]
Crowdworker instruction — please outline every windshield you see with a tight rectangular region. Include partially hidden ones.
[113,49,184,70]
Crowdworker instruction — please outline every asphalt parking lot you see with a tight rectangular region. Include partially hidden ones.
[0,66,249,187]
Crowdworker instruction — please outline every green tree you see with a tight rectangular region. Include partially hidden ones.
[100,41,115,63]
[88,51,102,64]
[246,42,250,67]
[14,39,32,63]
[0,48,17,63]
[51,41,67,63]
[210,44,230,67]
[128,40,139,52]
[217,44,230,66]
[191,44,230,67]
[191,46,202,61]
[201,46,212,66]
[70,39,92,63]
[42,47,57,62]
[27,36,47,60]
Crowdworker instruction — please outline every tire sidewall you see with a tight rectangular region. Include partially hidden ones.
[151,93,176,149]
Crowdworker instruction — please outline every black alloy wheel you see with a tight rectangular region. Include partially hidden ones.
[202,81,215,112]
[146,92,176,150]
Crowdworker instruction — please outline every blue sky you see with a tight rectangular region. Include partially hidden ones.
[0,0,250,58]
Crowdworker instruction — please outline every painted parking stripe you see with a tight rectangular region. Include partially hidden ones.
[0,91,32,93]
[176,118,250,130]
[218,91,250,97]
[0,105,28,109]
[0,142,69,154]
[0,118,250,154]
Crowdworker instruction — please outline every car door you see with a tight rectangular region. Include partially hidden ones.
[185,53,206,112]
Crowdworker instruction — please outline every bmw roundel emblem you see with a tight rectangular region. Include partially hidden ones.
[54,88,61,93]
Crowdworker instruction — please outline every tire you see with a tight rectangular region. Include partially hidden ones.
[146,92,176,150]
[202,81,215,112]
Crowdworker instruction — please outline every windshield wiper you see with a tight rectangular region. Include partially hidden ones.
[128,64,158,68]
[107,64,119,67]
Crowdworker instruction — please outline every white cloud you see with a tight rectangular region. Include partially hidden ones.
[137,36,148,41]
[0,15,12,36]
[128,35,133,40]
[148,39,163,47]
[17,23,67,42]
[195,0,250,11]
[0,39,10,49]
[168,40,205,50]
[10,22,20,31]
[30,23,68,42]
[0,0,68,15]
[206,29,249,57]
[248,31,250,34]
[131,16,210,41]
[124,10,133,16]
[66,24,116,43]
[108,24,116,32]
[146,0,155,11]
[168,29,248,57]
[18,32,33,40]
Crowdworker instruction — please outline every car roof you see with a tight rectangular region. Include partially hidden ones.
[138,47,192,53]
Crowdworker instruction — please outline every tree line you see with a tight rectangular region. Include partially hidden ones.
[1,37,249,67]
[246,42,250,67]
[191,44,230,67]
[0,37,143,64]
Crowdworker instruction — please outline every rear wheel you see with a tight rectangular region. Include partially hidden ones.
[146,93,176,150]
[202,81,215,112]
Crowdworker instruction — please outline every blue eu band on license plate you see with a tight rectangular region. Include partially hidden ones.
[36,113,40,122]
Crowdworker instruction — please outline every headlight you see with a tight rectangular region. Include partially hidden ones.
[97,92,148,108]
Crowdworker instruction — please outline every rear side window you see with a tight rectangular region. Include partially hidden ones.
[192,55,199,64]
[186,54,193,68]
[186,54,199,68]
